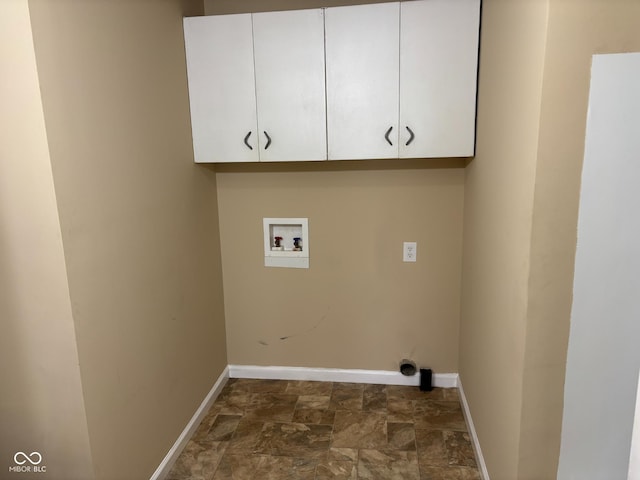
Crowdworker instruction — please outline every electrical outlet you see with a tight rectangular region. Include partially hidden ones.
[403,242,417,262]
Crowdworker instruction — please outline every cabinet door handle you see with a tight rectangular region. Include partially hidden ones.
[244,131,253,150]
[405,126,415,146]
[385,126,393,146]
[264,131,272,150]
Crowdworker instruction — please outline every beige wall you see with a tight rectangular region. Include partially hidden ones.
[27,1,228,479]
[462,0,640,478]
[0,1,94,478]
[521,1,640,478]
[459,0,549,479]
[217,161,464,371]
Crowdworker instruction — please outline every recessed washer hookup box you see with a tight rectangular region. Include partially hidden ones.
[263,217,309,269]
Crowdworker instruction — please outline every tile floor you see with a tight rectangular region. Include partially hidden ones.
[167,378,480,480]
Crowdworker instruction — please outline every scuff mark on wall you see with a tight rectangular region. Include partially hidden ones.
[258,340,269,346]
[279,312,329,341]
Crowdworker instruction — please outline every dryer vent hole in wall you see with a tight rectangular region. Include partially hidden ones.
[399,359,433,391]
[400,359,417,376]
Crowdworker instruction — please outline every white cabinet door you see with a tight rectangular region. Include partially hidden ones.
[399,0,480,158]
[253,9,327,162]
[325,2,400,160]
[183,15,258,163]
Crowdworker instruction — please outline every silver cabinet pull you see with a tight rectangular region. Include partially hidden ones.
[264,131,272,150]
[243,131,253,150]
[405,126,415,146]
[385,126,393,146]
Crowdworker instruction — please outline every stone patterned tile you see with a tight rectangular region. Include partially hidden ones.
[364,383,387,393]
[387,385,443,401]
[387,398,414,423]
[217,385,236,399]
[191,408,219,443]
[413,400,467,431]
[167,440,227,480]
[323,448,358,463]
[292,408,336,425]
[206,414,242,442]
[170,380,479,480]
[316,460,357,479]
[214,453,317,479]
[216,392,251,416]
[333,382,364,391]
[357,449,420,480]
[258,455,297,478]
[387,422,416,450]
[202,403,223,422]
[444,431,477,467]
[291,457,317,479]
[247,379,288,394]
[431,388,452,401]
[331,411,387,449]
[212,454,266,479]
[415,429,448,468]
[254,422,332,457]
[285,380,333,396]
[219,456,315,480]
[363,384,387,412]
[226,419,264,453]
[297,395,330,409]
[244,393,298,422]
[442,388,460,402]
[225,379,252,393]
[329,383,364,411]
[419,465,481,480]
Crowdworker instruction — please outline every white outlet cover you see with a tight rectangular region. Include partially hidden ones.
[403,241,417,262]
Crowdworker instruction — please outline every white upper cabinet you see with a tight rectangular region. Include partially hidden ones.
[399,0,480,158]
[183,1,480,163]
[253,9,327,161]
[183,15,258,163]
[325,3,400,161]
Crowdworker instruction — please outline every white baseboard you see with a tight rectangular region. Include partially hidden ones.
[458,377,490,480]
[150,366,229,480]
[228,364,458,388]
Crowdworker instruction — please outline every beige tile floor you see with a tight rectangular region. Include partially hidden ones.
[167,378,480,480]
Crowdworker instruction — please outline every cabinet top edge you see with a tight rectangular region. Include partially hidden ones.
[193,0,476,19]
